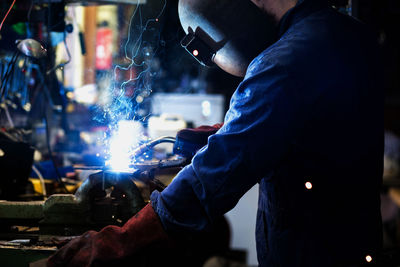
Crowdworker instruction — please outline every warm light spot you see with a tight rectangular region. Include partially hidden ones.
[201,100,211,117]
[193,49,199,56]
[66,92,74,99]
[156,18,159,22]
[136,95,144,103]
[365,255,372,263]
[305,182,312,190]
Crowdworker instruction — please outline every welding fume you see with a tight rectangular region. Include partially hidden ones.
[0,0,391,266]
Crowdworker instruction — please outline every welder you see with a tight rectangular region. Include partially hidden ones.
[47,0,383,266]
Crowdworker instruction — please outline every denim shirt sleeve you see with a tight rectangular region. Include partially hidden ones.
[151,55,318,233]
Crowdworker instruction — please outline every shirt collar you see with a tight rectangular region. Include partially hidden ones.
[277,0,329,37]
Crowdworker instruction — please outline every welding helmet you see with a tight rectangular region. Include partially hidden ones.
[179,0,277,77]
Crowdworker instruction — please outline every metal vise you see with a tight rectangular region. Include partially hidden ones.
[40,170,145,236]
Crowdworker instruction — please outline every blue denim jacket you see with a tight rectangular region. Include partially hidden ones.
[151,1,383,266]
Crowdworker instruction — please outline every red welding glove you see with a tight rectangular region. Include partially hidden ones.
[47,204,171,267]
[173,123,223,157]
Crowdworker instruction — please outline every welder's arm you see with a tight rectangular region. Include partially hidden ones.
[47,204,172,267]
[151,61,318,233]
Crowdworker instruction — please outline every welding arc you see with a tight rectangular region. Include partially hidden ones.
[0,0,17,33]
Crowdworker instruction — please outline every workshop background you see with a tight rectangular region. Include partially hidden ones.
[0,0,399,266]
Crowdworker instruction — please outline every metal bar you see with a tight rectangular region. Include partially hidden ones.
[0,201,44,220]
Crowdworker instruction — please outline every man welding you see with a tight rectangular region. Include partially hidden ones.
[48,0,383,266]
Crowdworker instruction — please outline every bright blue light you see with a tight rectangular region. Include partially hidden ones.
[106,120,143,171]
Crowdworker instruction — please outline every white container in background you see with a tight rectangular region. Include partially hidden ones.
[147,114,187,153]
[151,93,225,127]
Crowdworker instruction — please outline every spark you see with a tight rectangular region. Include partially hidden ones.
[305,181,312,190]
[365,255,372,263]
[112,0,167,95]
[123,0,166,62]
[94,0,167,171]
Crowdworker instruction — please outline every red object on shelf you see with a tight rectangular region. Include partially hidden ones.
[96,27,113,70]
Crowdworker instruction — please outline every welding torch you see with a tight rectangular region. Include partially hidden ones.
[131,136,176,158]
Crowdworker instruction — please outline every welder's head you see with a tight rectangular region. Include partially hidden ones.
[178,0,278,77]
[250,0,298,21]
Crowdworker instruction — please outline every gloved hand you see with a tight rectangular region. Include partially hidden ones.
[173,123,223,157]
[47,204,171,267]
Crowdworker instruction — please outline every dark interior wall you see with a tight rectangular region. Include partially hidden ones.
[350,0,400,134]
[311,0,400,136]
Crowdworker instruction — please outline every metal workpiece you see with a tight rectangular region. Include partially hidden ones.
[132,157,187,172]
